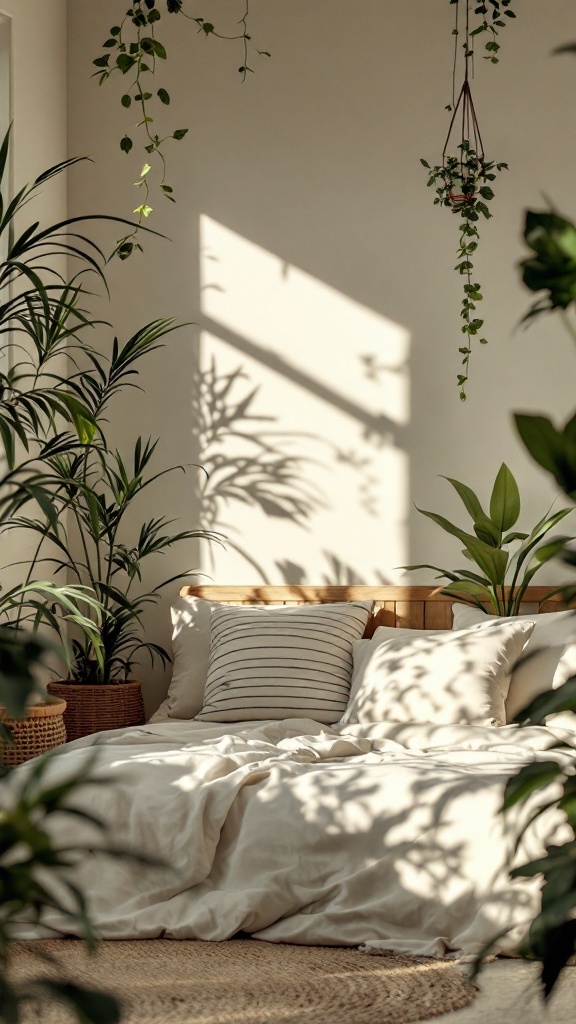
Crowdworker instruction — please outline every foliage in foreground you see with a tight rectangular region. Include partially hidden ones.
[0,749,121,1023]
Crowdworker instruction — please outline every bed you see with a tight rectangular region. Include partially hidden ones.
[7,585,576,959]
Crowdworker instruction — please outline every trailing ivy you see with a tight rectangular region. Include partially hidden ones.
[422,0,516,399]
[422,146,508,400]
[92,1,270,258]
[465,0,517,66]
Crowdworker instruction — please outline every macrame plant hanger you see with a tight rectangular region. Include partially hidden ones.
[442,0,485,210]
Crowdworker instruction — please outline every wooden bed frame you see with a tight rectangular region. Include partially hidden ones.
[180,585,566,638]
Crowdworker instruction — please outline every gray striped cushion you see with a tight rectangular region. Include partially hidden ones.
[196,601,373,723]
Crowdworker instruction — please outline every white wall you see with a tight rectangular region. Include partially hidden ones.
[67,0,576,713]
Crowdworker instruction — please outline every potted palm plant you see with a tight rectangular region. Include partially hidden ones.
[0,126,215,741]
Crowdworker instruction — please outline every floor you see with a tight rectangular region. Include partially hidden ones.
[426,960,576,1024]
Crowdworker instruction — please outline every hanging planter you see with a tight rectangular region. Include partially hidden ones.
[422,0,516,401]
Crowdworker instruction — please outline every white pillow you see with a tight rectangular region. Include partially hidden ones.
[341,620,534,727]
[348,626,444,709]
[197,601,373,724]
[452,603,576,721]
[152,597,299,721]
[152,597,215,720]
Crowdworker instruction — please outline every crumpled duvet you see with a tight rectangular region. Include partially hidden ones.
[5,716,575,957]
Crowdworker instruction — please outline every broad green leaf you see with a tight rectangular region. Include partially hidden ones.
[473,513,501,547]
[461,534,508,587]
[490,463,520,532]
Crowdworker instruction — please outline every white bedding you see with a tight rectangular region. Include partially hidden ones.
[7,717,575,957]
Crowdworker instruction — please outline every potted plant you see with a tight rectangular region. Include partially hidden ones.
[0,127,215,740]
[402,462,573,615]
[41,397,214,739]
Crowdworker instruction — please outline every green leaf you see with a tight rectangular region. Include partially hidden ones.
[120,136,133,154]
[440,580,494,602]
[490,463,521,533]
[141,37,167,59]
[515,414,576,499]
[173,129,188,140]
[473,513,501,547]
[157,88,170,104]
[503,761,563,809]
[441,476,484,522]
[116,53,136,73]
[121,94,132,108]
[513,675,576,725]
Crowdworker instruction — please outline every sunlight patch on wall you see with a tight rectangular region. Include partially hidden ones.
[198,215,411,585]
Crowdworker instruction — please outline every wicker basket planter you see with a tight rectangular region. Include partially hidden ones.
[0,698,67,766]
[46,680,145,742]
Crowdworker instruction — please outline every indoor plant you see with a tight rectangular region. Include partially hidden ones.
[422,0,515,398]
[0,131,134,1022]
[402,462,573,615]
[0,125,216,740]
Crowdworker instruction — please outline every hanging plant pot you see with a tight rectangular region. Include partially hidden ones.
[46,680,145,742]
[0,698,67,766]
[421,0,515,400]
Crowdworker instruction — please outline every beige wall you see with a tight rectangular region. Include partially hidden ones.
[0,0,67,220]
[67,0,576,713]
[0,1,67,616]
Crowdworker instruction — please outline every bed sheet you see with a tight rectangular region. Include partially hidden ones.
[5,716,574,957]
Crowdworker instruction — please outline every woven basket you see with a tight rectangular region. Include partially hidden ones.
[0,699,67,766]
[46,680,145,741]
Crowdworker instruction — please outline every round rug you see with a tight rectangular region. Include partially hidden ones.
[12,938,476,1024]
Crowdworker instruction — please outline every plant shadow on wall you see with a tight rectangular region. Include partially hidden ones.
[192,356,323,583]
[192,355,396,586]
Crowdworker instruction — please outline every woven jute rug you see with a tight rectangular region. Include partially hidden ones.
[11,938,476,1024]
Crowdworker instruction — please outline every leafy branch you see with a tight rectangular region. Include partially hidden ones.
[92,0,269,258]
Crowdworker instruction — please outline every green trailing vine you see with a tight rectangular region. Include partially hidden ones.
[423,0,516,400]
[92,1,269,258]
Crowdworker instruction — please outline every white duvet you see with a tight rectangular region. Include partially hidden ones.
[7,717,575,957]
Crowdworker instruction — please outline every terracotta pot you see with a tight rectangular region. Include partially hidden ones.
[46,680,145,741]
[0,697,67,766]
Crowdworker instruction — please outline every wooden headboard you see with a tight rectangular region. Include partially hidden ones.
[179,586,566,638]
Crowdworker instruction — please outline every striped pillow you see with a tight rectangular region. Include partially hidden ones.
[196,601,373,723]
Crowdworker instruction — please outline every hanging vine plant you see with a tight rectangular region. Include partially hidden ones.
[92,1,269,258]
[422,0,516,400]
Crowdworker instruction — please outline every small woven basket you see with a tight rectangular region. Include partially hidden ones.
[46,680,145,741]
[0,699,67,766]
